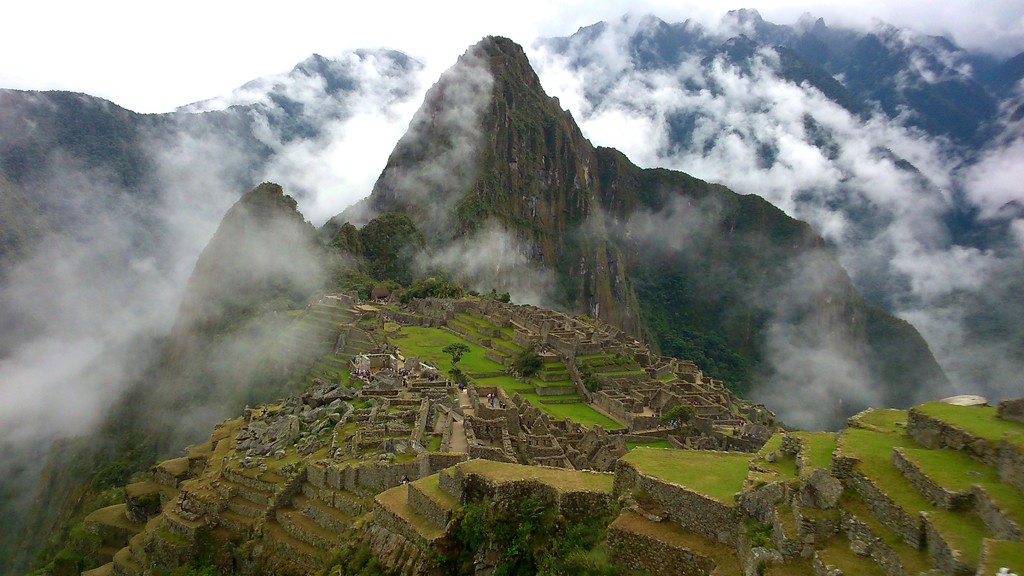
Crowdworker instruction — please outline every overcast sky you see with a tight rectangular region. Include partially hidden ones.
[3,0,1023,113]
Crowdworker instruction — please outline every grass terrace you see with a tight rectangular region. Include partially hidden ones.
[850,408,908,434]
[838,428,933,513]
[457,459,614,493]
[914,402,1024,445]
[751,433,797,480]
[792,431,836,472]
[978,539,1024,575]
[626,439,673,450]
[929,509,988,567]
[395,326,504,374]
[622,448,750,504]
[839,490,932,576]
[899,446,1024,525]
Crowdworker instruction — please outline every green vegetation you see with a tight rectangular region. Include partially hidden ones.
[660,404,695,427]
[447,493,618,575]
[792,432,836,472]
[397,327,503,375]
[622,448,750,504]
[400,277,464,303]
[511,345,543,378]
[626,439,673,450]
[914,402,1024,443]
[359,212,423,285]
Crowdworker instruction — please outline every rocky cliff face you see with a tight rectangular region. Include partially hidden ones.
[350,36,950,417]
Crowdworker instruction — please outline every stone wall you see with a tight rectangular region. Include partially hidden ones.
[972,484,1023,540]
[891,448,973,511]
[843,468,924,549]
[997,399,1024,423]
[841,510,905,576]
[607,516,717,576]
[614,460,740,545]
[907,409,1000,467]
[999,437,1024,492]
[923,513,971,574]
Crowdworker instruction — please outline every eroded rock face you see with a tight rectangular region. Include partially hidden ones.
[999,398,1024,423]
[800,468,842,510]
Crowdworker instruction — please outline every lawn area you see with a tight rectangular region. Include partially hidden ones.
[395,326,504,374]
[838,428,933,513]
[473,375,624,429]
[978,539,1024,575]
[752,433,797,479]
[475,374,533,394]
[852,408,909,434]
[914,402,1024,443]
[517,391,625,429]
[627,439,673,450]
[457,459,614,493]
[622,448,751,504]
[899,446,1024,524]
[792,431,836,472]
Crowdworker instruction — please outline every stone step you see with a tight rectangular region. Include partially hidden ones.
[813,535,887,576]
[840,492,933,576]
[218,509,258,536]
[111,546,141,576]
[262,521,320,570]
[226,494,265,518]
[221,468,278,495]
[299,477,366,512]
[606,510,741,576]
[84,504,144,547]
[373,484,446,545]
[893,446,1023,540]
[124,481,177,521]
[407,475,459,530]
[82,562,114,576]
[291,493,353,532]
[276,508,337,549]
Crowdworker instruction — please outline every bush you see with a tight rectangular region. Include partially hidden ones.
[511,345,543,378]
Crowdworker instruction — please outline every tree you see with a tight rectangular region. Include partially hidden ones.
[511,344,543,378]
[442,343,471,368]
[443,343,471,386]
[660,404,695,427]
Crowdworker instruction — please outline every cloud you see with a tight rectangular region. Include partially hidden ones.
[530,16,1024,422]
[368,45,495,238]
[419,219,557,308]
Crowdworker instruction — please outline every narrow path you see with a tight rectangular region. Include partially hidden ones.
[447,388,474,453]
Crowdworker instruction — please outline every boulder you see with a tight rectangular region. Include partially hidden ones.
[800,468,843,509]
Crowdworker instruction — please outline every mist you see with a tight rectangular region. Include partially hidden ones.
[530,14,1024,424]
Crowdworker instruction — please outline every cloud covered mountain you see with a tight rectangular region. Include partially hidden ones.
[531,10,1024,409]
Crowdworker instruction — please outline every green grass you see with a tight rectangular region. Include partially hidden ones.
[517,392,624,429]
[622,448,750,504]
[851,408,908,434]
[752,434,798,479]
[979,539,1024,574]
[627,440,673,450]
[395,326,504,374]
[914,402,1024,443]
[899,446,1024,524]
[792,431,836,472]
[929,510,988,567]
[458,459,614,493]
[839,490,932,576]
[816,535,887,575]
[426,435,443,451]
[838,429,934,513]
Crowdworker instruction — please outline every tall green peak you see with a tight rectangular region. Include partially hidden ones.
[174,182,324,337]
[342,37,949,420]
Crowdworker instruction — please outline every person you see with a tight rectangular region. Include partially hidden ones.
[400,474,409,484]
